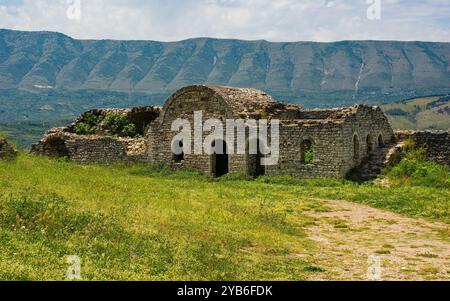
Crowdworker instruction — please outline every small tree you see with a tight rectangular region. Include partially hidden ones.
[73,112,103,135]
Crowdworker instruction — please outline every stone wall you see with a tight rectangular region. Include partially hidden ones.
[66,106,161,136]
[147,89,239,176]
[31,105,159,165]
[340,105,395,174]
[31,85,397,179]
[268,120,347,178]
[270,106,394,178]
[395,130,450,166]
[0,138,17,160]
[148,85,395,178]
[31,130,146,165]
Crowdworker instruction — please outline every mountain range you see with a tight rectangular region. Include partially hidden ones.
[1,28,450,107]
[1,29,450,147]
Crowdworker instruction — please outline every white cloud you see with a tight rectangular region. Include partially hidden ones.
[0,0,449,42]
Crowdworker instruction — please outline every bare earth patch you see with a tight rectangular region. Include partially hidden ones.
[302,199,450,281]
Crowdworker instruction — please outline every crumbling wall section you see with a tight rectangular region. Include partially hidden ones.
[66,106,161,136]
[31,129,147,165]
[396,130,450,166]
[0,138,17,160]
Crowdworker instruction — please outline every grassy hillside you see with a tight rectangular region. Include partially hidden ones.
[0,153,448,280]
[382,95,450,130]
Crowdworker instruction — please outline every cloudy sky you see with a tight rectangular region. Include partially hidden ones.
[0,0,449,42]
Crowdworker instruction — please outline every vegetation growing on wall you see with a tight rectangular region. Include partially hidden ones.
[102,113,138,138]
[73,113,104,135]
[73,112,139,138]
[385,147,449,188]
[304,149,314,164]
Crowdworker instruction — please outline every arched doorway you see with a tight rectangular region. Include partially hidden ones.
[366,134,373,154]
[172,140,184,163]
[44,137,70,158]
[378,134,384,148]
[247,139,265,178]
[353,134,360,160]
[211,139,229,177]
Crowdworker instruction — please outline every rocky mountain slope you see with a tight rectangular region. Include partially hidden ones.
[1,29,450,148]
[1,29,450,107]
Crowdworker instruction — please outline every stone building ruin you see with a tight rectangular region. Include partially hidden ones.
[31,84,449,179]
[146,85,394,178]
[31,106,161,165]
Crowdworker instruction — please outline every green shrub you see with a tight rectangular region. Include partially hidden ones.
[73,112,103,135]
[102,113,138,137]
[73,112,138,137]
[74,122,95,135]
[387,148,449,188]
[304,149,314,164]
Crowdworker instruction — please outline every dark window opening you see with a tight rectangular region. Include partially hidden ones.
[367,134,373,154]
[301,140,314,164]
[378,134,384,148]
[353,135,360,160]
[247,139,266,177]
[211,140,229,177]
[44,137,70,158]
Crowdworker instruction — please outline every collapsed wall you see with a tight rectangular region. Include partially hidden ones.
[0,138,17,160]
[31,106,161,165]
[395,130,450,166]
[66,106,161,136]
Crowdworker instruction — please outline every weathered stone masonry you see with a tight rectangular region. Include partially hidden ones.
[31,106,160,165]
[36,84,450,179]
[0,138,17,160]
[395,130,450,166]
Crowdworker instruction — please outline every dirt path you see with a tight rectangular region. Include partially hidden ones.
[302,199,450,280]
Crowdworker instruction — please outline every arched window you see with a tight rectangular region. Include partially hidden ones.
[378,134,384,148]
[366,134,373,154]
[353,134,360,160]
[301,140,314,164]
[172,140,184,163]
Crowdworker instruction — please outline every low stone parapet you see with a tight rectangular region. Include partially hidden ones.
[30,129,147,165]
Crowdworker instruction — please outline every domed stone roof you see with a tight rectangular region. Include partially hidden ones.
[161,85,301,119]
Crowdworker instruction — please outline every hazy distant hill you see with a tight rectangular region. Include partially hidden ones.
[382,95,450,130]
[1,29,450,108]
[1,29,450,148]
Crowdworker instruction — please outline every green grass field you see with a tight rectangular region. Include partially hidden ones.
[0,153,449,280]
